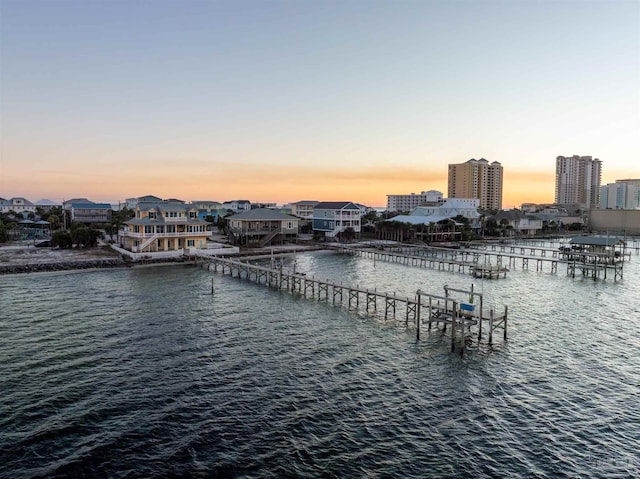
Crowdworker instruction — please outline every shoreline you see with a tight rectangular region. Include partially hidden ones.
[0,244,328,275]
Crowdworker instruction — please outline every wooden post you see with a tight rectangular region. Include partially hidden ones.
[489,307,494,345]
[451,300,457,352]
[503,305,508,339]
[416,290,421,340]
[211,278,214,295]
[478,294,483,340]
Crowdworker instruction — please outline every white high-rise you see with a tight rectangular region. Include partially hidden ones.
[600,179,640,210]
[555,155,602,209]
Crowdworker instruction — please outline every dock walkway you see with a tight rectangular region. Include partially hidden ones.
[205,256,509,353]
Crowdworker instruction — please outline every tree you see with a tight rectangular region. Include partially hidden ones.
[217,216,229,234]
[52,230,73,248]
[70,225,101,247]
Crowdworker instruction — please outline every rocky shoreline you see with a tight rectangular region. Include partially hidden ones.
[0,256,201,275]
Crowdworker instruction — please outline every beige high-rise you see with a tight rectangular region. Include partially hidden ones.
[448,158,503,210]
[555,155,601,209]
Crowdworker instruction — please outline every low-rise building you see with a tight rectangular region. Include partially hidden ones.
[491,210,543,236]
[69,202,112,223]
[0,197,37,214]
[291,200,319,219]
[386,190,443,212]
[222,200,252,213]
[121,202,210,253]
[388,198,481,226]
[312,202,362,238]
[227,208,299,246]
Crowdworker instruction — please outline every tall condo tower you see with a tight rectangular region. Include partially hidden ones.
[447,158,503,210]
[555,155,601,209]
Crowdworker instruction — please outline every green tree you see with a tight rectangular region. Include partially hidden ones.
[52,230,73,248]
[70,225,101,247]
[47,214,61,230]
[217,216,229,234]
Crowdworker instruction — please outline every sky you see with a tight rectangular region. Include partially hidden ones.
[1,0,639,208]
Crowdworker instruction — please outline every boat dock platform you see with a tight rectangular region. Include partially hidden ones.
[205,256,509,353]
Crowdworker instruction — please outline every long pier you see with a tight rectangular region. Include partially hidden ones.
[205,256,508,353]
[334,243,625,281]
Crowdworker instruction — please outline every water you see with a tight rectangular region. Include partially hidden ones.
[1,248,639,478]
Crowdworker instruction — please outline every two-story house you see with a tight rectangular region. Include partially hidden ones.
[0,197,37,214]
[227,208,299,246]
[121,202,211,253]
[222,200,252,213]
[312,202,362,239]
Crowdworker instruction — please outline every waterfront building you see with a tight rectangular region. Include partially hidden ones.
[312,202,362,238]
[121,201,210,253]
[599,179,640,210]
[0,197,37,214]
[387,198,481,228]
[448,159,503,210]
[386,190,443,212]
[290,201,320,220]
[491,210,543,236]
[555,155,601,209]
[227,208,299,246]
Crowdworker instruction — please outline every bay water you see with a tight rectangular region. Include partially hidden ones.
[1,246,639,478]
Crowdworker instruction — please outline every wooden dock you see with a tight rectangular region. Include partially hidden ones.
[330,244,510,278]
[205,256,509,353]
[336,243,625,281]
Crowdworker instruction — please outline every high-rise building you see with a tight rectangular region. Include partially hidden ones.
[555,155,602,209]
[447,158,503,210]
[600,179,640,210]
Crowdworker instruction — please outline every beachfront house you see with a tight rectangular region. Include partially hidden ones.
[121,202,211,253]
[312,202,362,239]
[227,208,299,246]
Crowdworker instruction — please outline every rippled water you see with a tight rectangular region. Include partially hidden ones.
[1,246,639,478]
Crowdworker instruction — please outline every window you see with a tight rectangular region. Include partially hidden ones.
[187,240,194,247]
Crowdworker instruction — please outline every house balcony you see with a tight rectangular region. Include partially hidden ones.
[124,231,211,239]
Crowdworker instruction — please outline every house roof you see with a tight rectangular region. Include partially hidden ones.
[228,208,298,221]
[570,236,625,247]
[314,202,359,210]
[137,195,163,202]
[294,200,320,206]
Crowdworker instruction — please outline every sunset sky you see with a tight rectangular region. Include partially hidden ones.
[1,0,638,208]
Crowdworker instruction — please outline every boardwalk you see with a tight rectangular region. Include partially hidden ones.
[205,256,509,353]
